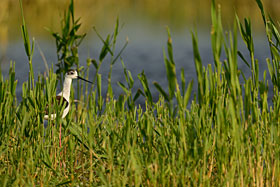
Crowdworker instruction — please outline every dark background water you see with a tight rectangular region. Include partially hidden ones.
[0,23,272,103]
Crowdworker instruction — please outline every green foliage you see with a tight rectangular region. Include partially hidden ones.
[50,0,86,82]
[91,18,128,100]
[1,0,280,186]
[19,0,35,91]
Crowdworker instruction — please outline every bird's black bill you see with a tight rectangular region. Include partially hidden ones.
[78,76,93,84]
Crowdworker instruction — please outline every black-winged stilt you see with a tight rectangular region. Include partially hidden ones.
[44,69,92,146]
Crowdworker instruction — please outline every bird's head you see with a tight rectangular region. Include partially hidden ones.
[65,69,78,79]
[65,69,92,84]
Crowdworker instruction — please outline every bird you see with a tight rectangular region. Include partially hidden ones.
[44,69,92,120]
[44,69,92,146]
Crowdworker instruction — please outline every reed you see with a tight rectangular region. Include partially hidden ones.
[0,0,280,185]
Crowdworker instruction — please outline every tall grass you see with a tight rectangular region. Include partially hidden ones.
[1,0,280,185]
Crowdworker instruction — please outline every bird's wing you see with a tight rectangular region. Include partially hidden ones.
[45,96,69,115]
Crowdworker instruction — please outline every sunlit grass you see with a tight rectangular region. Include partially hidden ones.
[1,0,280,186]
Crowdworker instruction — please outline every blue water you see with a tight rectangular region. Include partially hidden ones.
[0,24,272,104]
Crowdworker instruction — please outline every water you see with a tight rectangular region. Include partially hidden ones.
[0,23,272,103]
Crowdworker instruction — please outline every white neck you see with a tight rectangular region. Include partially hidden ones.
[58,77,72,101]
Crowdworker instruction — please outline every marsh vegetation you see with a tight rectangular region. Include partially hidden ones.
[1,0,280,186]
